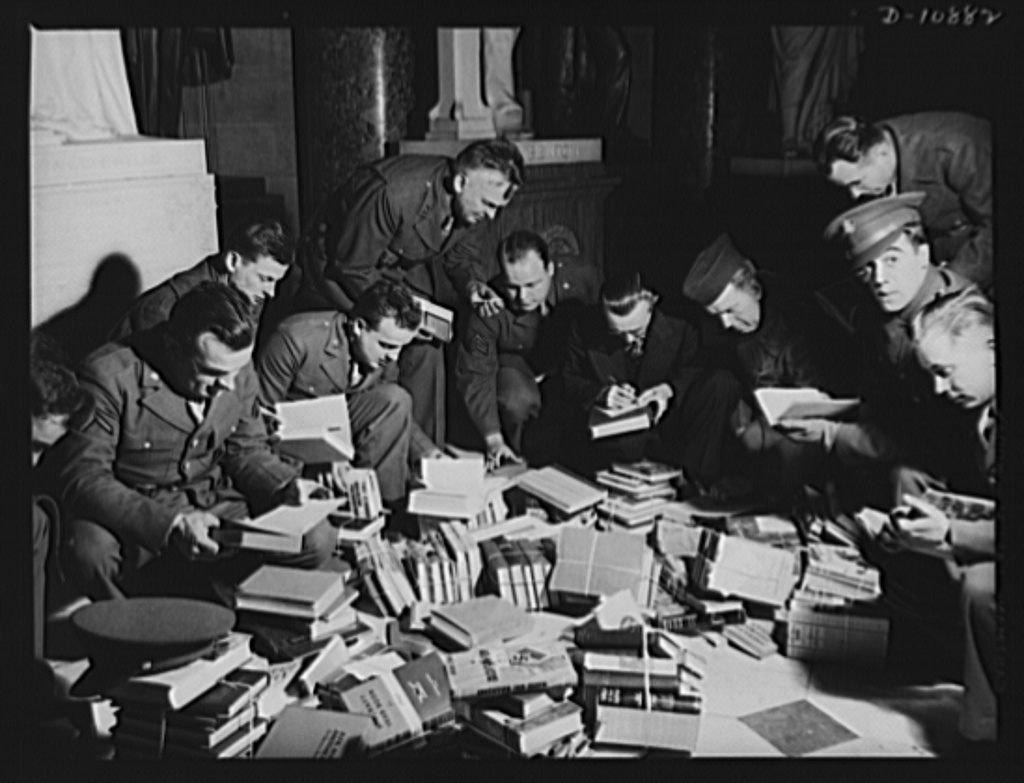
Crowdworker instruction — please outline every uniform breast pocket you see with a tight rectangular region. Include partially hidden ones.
[118,432,180,483]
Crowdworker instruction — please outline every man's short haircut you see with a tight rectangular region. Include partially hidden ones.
[225,218,295,267]
[601,272,659,317]
[30,331,92,423]
[912,287,994,347]
[729,260,761,297]
[455,138,525,188]
[813,115,887,174]
[498,230,550,268]
[166,281,256,353]
[351,279,423,332]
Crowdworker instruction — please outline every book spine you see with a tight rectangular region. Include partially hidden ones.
[592,686,702,714]
[478,538,511,601]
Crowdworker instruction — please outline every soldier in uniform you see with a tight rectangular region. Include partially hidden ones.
[292,138,526,446]
[814,113,991,291]
[781,193,973,504]
[682,232,848,499]
[55,282,335,603]
[454,230,600,468]
[257,280,443,504]
[110,219,295,341]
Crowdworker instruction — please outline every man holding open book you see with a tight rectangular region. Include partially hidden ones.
[877,288,998,748]
[53,283,336,603]
[683,232,853,499]
[257,280,443,505]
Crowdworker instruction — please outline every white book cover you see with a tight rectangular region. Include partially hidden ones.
[275,393,354,462]
[753,387,859,427]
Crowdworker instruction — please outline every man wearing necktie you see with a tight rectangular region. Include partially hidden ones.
[561,272,742,490]
[881,288,999,748]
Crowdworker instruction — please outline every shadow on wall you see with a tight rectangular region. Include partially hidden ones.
[36,253,142,367]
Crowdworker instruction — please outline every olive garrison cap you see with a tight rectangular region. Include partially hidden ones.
[823,192,926,268]
[683,233,750,306]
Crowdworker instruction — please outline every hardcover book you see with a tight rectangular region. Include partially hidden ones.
[428,595,532,650]
[517,467,607,517]
[548,526,656,605]
[255,705,371,758]
[753,387,859,427]
[443,642,576,700]
[274,393,355,463]
[610,460,684,484]
[457,699,583,756]
[107,632,253,711]
[588,402,654,439]
[411,295,456,343]
[220,499,341,554]
[335,652,454,752]
[235,565,347,620]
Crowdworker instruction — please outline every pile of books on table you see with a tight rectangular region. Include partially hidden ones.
[593,461,681,532]
[108,632,268,759]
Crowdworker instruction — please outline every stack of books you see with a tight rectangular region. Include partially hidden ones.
[478,536,554,611]
[690,512,804,550]
[455,694,584,757]
[443,641,577,700]
[580,651,703,754]
[399,523,482,606]
[776,586,890,666]
[108,632,266,759]
[690,528,802,608]
[317,652,456,754]
[358,536,420,617]
[547,526,661,609]
[331,468,386,558]
[428,595,533,650]
[594,460,681,531]
[516,466,607,521]
[235,566,358,643]
[800,543,882,603]
[214,499,341,555]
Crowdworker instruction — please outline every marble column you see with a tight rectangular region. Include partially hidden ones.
[293,27,414,217]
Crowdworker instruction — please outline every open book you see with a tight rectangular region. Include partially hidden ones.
[274,393,354,464]
[588,401,654,439]
[412,295,455,343]
[753,387,859,427]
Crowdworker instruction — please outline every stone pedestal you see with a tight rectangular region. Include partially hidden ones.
[31,136,218,328]
[427,28,495,140]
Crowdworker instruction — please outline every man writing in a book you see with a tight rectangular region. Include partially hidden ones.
[561,272,742,491]
[257,280,444,506]
[455,230,600,468]
[682,232,854,500]
[53,283,336,603]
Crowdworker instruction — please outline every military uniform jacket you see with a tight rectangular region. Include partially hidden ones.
[296,155,490,313]
[256,310,435,459]
[834,264,973,464]
[883,112,992,288]
[947,404,996,564]
[562,306,704,413]
[108,255,264,342]
[455,259,602,438]
[57,328,297,553]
